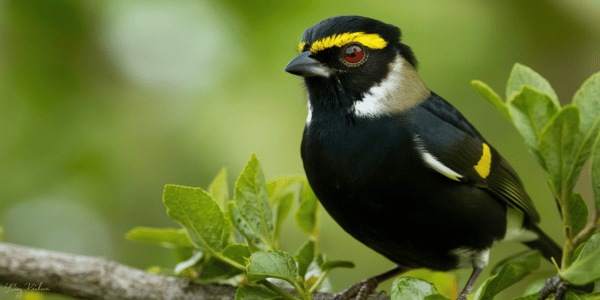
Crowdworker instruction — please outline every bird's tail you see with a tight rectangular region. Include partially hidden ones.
[522,225,562,264]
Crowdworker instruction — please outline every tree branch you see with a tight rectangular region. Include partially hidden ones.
[0,243,390,300]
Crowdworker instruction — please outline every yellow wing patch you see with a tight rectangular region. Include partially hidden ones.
[303,32,388,53]
[474,143,492,179]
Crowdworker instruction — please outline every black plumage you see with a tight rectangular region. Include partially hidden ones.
[285,15,563,300]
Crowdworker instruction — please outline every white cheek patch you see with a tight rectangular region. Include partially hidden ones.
[351,54,429,118]
[352,56,404,117]
[414,136,463,181]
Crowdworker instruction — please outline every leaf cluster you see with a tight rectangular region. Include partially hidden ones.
[390,65,600,299]
[126,154,353,300]
[126,65,600,299]
[470,64,600,297]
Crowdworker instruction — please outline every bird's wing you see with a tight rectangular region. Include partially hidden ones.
[409,93,540,222]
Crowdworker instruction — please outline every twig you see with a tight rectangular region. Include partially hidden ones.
[0,243,389,300]
[0,242,235,299]
[572,209,599,247]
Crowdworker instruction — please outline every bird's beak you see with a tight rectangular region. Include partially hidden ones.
[285,51,330,77]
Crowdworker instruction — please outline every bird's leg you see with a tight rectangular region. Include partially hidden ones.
[333,266,406,300]
[457,266,483,300]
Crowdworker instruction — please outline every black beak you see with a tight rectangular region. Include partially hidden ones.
[285,51,330,77]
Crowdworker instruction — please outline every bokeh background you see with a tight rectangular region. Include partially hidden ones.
[1,0,600,298]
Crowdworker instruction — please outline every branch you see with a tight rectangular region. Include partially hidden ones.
[0,243,390,300]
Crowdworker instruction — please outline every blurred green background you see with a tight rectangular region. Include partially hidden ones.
[1,0,599,298]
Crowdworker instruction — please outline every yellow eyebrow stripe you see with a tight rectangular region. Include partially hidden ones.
[474,143,492,179]
[297,41,306,53]
[305,32,388,53]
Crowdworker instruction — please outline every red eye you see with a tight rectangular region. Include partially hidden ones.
[343,44,365,64]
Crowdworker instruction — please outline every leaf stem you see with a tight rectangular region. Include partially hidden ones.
[259,280,301,300]
[559,188,575,268]
[291,281,311,300]
[308,270,330,294]
[572,209,599,246]
[203,246,244,271]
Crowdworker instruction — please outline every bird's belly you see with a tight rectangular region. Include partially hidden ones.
[301,125,506,270]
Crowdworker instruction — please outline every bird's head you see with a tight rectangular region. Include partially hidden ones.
[285,16,429,119]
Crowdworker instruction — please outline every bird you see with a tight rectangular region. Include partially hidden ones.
[284,15,567,300]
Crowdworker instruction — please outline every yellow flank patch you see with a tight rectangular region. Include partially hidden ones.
[474,143,492,178]
[306,32,388,53]
[297,41,306,53]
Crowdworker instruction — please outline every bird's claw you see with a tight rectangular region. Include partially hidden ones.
[333,278,379,300]
[539,275,570,300]
[539,274,596,300]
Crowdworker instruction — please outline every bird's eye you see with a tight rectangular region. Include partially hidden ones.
[342,43,365,65]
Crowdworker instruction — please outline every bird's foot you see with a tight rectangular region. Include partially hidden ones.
[332,277,379,300]
[538,275,569,300]
[538,275,595,300]
[333,266,405,300]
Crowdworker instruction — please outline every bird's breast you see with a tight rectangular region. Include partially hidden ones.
[301,115,417,205]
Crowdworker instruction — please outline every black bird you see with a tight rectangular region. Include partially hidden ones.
[285,16,565,300]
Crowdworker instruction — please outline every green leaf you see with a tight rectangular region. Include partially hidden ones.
[174,247,194,263]
[471,80,511,120]
[565,73,600,195]
[561,231,600,285]
[565,292,586,300]
[474,250,541,300]
[231,154,274,249]
[266,176,303,200]
[294,240,315,278]
[506,63,559,105]
[593,133,600,214]
[246,250,298,284]
[513,294,538,300]
[401,269,458,299]
[538,106,580,194]
[566,292,600,300]
[568,193,588,238]
[573,72,600,142]
[197,244,249,281]
[295,181,319,237]
[508,87,559,167]
[163,184,230,253]
[273,193,294,246]
[199,257,239,281]
[222,243,251,266]
[228,203,264,249]
[235,285,280,300]
[208,168,229,208]
[0,227,3,242]
[267,177,302,247]
[321,259,355,271]
[125,227,194,248]
[391,277,449,300]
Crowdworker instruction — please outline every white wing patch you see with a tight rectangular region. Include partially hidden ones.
[414,136,463,181]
